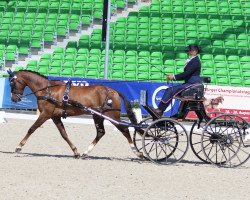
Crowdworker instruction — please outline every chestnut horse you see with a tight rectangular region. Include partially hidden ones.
[7,70,143,159]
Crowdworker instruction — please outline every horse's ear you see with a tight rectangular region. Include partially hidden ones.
[7,69,15,77]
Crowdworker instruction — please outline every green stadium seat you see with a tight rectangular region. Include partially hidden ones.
[240,56,250,63]
[39,60,50,69]
[227,55,239,63]
[242,71,250,78]
[51,61,62,69]
[61,69,73,77]
[52,54,64,61]
[202,69,214,76]
[78,48,89,55]
[230,78,242,86]
[112,64,124,72]
[201,54,213,62]
[54,47,65,55]
[75,62,85,70]
[49,68,61,76]
[217,77,229,85]
[38,67,48,75]
[229,70,241,77]
[40,54,52,62]
[74,69,85,77]
[243,79,250,86]
[111,71,123,80]
[26,65,37,71]
[124,72,137,80]
[216,69,228,76]
[238,42,248,49]
[138,73,149,81]
[214,62,227,69]
[27,60,38,68]
[214,55,226,63]
[86,70,99,78]
[138,65,149,73]
[124,64,137,72]
[228,63,241,70]
[63,61,74,69]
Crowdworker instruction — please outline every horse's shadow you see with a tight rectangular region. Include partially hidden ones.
[0,150,206,165]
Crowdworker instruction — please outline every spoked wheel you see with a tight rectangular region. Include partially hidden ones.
[190,121,210,164]
[201,114,250,168]
[207,111,224,118]
[190,112,225,164]
[142,118,189,165]
[133,117,153,159]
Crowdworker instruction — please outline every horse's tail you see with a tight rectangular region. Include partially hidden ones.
[116,90,138,125]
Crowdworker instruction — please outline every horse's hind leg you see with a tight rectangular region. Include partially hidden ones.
[15,113,49,153]
[115,124,144,159]
[81,115,105,159]
[52,117,80,158]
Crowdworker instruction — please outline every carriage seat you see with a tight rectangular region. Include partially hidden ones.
[175,84,205,101]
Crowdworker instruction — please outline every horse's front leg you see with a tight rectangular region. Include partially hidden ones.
[15,113,49,153]
[52,117,80,159]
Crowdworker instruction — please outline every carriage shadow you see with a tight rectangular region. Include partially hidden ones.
[0,150,206,165]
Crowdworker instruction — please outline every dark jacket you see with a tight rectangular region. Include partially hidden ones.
[174,56,201,83]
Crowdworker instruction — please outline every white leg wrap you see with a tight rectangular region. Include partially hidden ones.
[130,143,137,154]
[84,143,95,155]
[130,143,143,158]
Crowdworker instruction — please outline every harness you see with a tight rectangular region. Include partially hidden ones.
[62,80,72,118]
[37,82,120,118]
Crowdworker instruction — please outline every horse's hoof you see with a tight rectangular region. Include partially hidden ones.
[137,152,144,159]
[15,147,22,153]
[81,153,89,159]
[74,153,80,159]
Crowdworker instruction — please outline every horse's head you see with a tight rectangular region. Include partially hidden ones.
[217,96,224,103]
[7,69,27,102]
[214,96,224,104]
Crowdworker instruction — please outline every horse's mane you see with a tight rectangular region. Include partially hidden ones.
[18,70,49,79]
[18,70,64,83]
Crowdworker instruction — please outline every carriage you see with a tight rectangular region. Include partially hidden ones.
[132,80,250,168]
[7,70,250,168]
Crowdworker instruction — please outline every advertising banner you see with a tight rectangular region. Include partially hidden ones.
[2,78,37,110]
[187,85,250,121]
[1,77,179,116]
[1,76,250,121]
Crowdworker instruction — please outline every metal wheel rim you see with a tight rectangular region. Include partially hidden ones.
[142,118,189,165]
[201,114,250,168]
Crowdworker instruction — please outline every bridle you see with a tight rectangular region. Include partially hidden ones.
[9,75,26,101]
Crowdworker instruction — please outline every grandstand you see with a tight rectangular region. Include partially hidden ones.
[0,0,249,87]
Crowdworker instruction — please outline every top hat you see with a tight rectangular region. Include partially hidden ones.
[185,44,202,53]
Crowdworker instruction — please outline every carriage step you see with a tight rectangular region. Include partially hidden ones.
[142,105,161,119]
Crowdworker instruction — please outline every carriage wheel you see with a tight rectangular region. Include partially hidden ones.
[142,118,189,165]
[190,112,225,164]
[190,121,210,164]
[201,114,250,168]
[207,111,224,118]
[133,117,153,159]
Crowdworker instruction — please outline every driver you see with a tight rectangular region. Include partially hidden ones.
[151,44,202,117]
